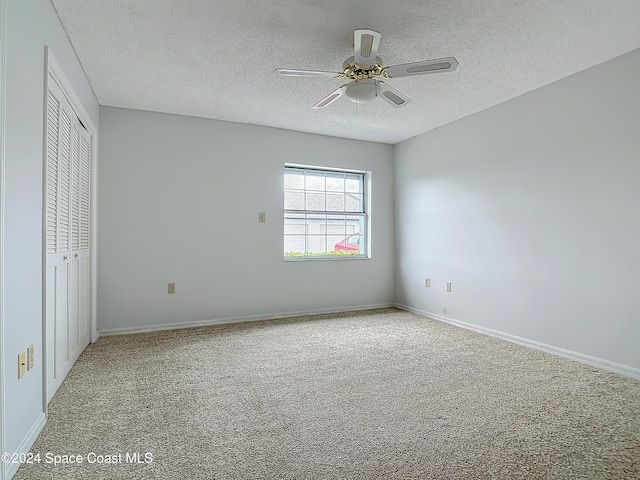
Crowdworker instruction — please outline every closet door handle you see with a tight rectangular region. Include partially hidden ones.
[75,253,79,259]
[63,255,68,261]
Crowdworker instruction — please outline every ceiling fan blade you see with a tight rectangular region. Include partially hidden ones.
[354,29,382,67]
[385,57,459,78]
[274,68,341,78]
[312,84,348,109]
[377,81,411,108]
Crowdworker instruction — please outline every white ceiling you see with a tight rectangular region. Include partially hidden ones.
[51,0,640,145]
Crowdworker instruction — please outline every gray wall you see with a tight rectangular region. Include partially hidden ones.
[394,49,640,372]
[97,107,395,333]
[1,0,99,470]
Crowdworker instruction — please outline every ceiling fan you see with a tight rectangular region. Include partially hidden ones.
[274,29,459,109]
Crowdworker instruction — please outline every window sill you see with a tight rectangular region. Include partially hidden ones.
[283,255,370,262]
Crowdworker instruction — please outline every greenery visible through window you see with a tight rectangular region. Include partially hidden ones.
[284,165,368,259]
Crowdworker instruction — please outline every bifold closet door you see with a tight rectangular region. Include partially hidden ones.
[69,116,91,360]
[45,75,91,402]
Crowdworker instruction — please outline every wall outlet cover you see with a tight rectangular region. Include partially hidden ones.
[18,352,27,379]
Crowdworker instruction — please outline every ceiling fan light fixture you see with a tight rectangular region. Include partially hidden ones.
[345,79,377,103]
[275,28,459,109]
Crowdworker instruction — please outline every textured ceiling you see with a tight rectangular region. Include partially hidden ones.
[51,0,640,144]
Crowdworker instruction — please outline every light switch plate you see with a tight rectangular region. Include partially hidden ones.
[27,344,35,371]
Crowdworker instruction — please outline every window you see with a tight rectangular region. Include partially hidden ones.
[284,165,368,259]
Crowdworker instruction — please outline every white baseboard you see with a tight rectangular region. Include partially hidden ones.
[395,304,640,380]
[4,412,46,480]
[98,303,395,337]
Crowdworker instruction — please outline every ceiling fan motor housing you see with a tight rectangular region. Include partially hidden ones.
[342,56,385,78]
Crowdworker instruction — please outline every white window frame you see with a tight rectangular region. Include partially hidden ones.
[284,164,370,261]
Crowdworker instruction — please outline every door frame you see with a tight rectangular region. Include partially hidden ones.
[43,48,98,410]
[0,0,8,477]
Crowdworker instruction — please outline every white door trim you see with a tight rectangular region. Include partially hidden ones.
[0,0,8,477]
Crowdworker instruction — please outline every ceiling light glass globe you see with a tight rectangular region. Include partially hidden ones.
[345,79,377,103]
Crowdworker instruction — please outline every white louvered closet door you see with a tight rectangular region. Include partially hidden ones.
[45,74,91,402]
[76,120,91,352]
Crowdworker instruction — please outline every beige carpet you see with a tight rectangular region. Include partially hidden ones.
[16,308,640,479]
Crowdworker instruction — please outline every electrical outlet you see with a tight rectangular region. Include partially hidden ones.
[168,283,176,294]
[443,308,448,315]
[425,278,430,287]
[27,344,35,371]
[18,351,26,379]
[446,281,452,292]
[258,212,266,223]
